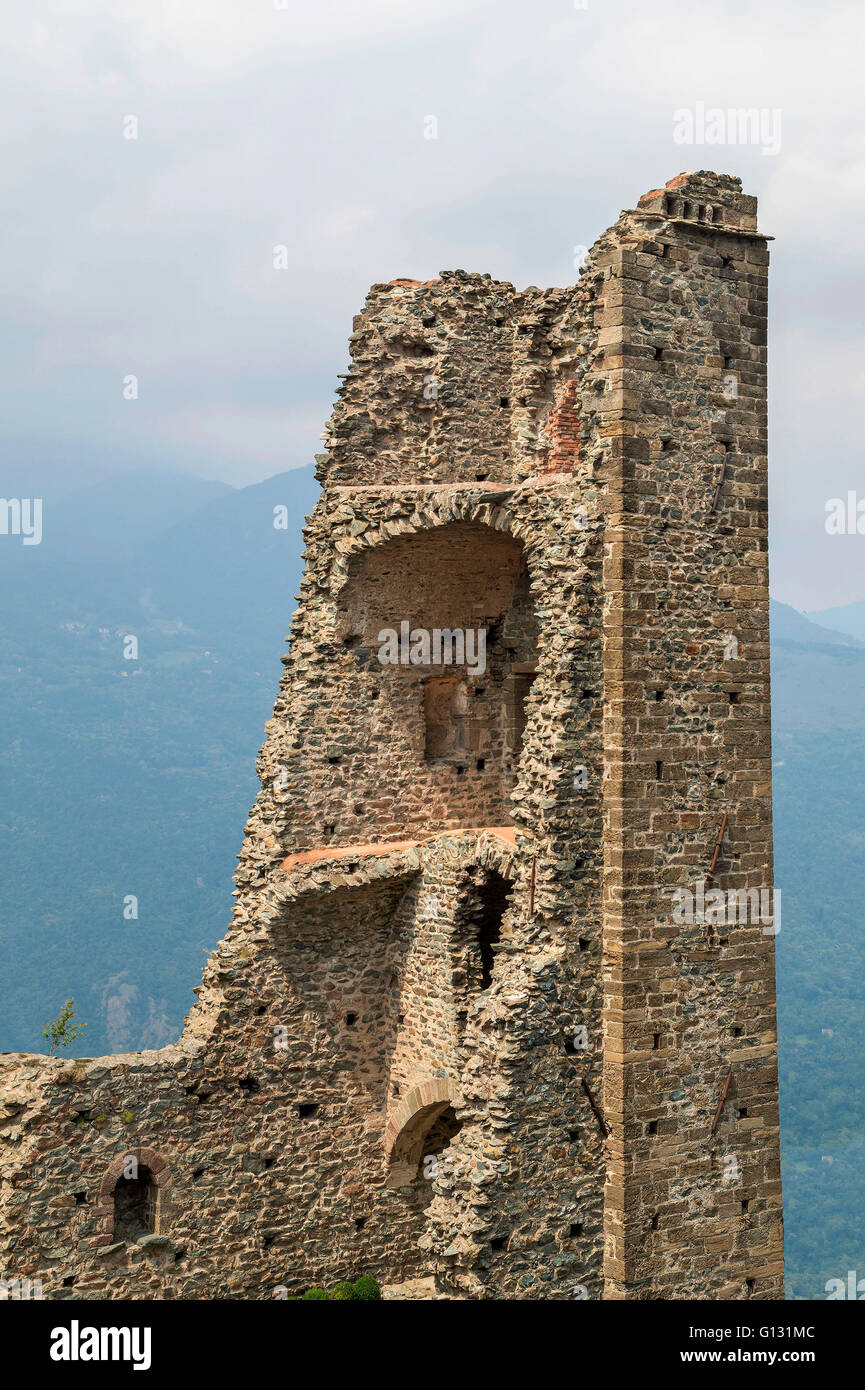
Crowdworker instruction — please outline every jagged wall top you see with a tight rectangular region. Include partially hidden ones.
[316,173,761,490]
[635,170,758,230]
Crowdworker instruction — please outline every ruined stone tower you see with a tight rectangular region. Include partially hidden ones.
[0,172,783,1300]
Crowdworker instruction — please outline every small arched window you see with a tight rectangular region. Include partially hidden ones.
[99,1148,170,1245]
[113,1164,158,1241]
[386,1081,462,1199]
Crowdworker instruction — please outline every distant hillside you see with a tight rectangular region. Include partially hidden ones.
[770,601,865,735]
[0,464,317,1059]
[809,596,865,646]
[131,469,321,655]
[770,599,865,1298]
[770,599,864,650]
[0,468,233,564]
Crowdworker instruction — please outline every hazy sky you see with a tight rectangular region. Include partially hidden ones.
[1,0,863,609]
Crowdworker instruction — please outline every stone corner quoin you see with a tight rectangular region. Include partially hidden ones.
[0,169,782,1302]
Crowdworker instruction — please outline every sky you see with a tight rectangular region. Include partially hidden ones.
[0,0,863,609]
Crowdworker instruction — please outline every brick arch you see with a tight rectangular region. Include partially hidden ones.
[385,1078,461,1190]
[335,519,529,632]
[94,1147,171,1244]
[330,499,546,607]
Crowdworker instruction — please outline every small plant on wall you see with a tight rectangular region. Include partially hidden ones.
[42,999,87,1055]
[295,1275,382,1301]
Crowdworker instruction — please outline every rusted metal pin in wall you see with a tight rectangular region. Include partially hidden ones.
[706,811,728,885]
[528,855,536,915]
[709,456,727,514]
[581,1078,610,1138]
[710,1067,733,1135]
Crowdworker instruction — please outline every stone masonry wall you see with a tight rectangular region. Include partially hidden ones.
[600,172,782,1298]
[0,172,782,1301]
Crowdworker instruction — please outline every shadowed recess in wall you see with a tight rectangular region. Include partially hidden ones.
[336,521,539,830]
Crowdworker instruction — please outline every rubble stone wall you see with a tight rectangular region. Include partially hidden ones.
[0,171,782,1301]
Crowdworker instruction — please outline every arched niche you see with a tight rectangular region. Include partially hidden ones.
[385,1079,462,1194]
[336,521,539,828]
[96,1147,171,1244]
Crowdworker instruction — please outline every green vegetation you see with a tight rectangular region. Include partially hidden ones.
[41,998,87,1055]
[297,1277,381,1301]
[353,1275,383,1300]
[329,1281,358,1300]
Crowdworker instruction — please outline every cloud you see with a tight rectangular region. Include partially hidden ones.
[0,0,863,603]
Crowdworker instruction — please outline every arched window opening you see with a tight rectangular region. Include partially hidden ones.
[113,1165,158,1241]
[413,1104,462,1210]
[387,1096,462,1195]
[421,1106,462,1174]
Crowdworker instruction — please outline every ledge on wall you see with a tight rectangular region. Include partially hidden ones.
[280,826,517,875]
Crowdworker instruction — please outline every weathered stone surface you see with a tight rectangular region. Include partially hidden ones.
[0,170,782,1301]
